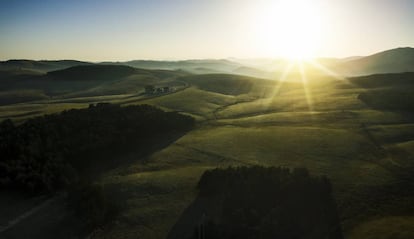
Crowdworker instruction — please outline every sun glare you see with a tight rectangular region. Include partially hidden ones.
[252,0,323,59]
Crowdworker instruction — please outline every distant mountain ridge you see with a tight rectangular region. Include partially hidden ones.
[120,59,242,73]
[2,47,414,77]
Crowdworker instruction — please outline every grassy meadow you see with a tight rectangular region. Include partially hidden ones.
[1,64,413,239]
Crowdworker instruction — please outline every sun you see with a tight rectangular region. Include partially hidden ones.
[252,0,324,59]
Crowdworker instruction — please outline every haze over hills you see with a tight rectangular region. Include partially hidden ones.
[1,46,414,109]
[122,59,242,73]
[1,47,414,78]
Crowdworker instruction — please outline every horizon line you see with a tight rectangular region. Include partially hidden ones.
[1,46,413,63]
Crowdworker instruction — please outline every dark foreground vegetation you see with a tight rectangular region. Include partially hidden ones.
[0,103,194,193]
[168,166,343,239]
[350,72,414,112]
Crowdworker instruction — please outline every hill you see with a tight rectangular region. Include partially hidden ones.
[0,65,188,105]
[335,47,414,76]
[232,66,272,79]
[2,47,414,79]
[1,68,414,239]
[350,72,414,111]
[0,60,91,72]
[47,65,144,81]
[179,74,270,96]
[120,59,242,73]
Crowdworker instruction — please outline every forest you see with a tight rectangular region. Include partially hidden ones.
[169,166,343,239]
[0,103,195,193]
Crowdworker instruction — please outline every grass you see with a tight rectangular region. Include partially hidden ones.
[395,140,414,156]
[348,216,414,239]
[171,125,391,184]
[1,71,414,239]
[179,74,258,95]
[0,89,49,105]
[211,82,364,119]
[138,87,237,119]
[95,166,209,239]
[368,124,414,144]
[93,74,413,239]
[93,122,396,238]
[0,102,102,123]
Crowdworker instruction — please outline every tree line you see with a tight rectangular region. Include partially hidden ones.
[0,103,194,194]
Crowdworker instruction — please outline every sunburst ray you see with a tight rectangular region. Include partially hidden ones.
[264,61,294,111]
[298,61,314,112]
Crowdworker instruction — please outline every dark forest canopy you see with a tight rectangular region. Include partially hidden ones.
[169,166,343,239]
[0,103,195,193]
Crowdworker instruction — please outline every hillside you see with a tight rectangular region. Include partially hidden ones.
[178,74,272,96]
[350,72,414,111]
[0,60,91,72]
[335,47,414,76]
[2,47,414,80]
[109,71,414,239]
[47,65,145,81]
[1,64,414,239]
[232,66,272,79]
[0,65,188,105]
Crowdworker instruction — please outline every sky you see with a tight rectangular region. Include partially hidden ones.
[0,0,414,61]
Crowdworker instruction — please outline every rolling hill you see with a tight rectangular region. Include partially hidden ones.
[1,47,414,239]
[0,65,188,105]
[47,65,146,81]
[334,47,414,76]
[1,67,414,239]
[2,47,414,80]
[349,72,414,111]
[0,60,91,72]
[108,59,242,73]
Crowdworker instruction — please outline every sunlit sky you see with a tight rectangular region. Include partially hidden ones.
[1,0,413,61]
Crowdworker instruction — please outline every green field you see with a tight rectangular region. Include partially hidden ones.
[1,66,414,239]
